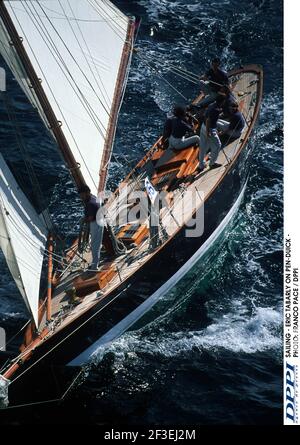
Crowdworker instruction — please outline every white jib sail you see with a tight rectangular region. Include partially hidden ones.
[0,154,47,327]
[1,0,133,194]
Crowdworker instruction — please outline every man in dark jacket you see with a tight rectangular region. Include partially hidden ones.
[198,95,225,171]
[217,102,246,142]
[79,185,105,270]
[220,85,237,118]
[198,57,230,107]
[164,106,200,150]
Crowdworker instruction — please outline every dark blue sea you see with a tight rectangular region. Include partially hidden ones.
[0,0,283,425]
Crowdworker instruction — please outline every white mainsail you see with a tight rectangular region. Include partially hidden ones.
[0,154,47,327]
[0,0,134,193]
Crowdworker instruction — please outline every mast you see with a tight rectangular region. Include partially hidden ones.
[98,18,136,194]
[0,0,86,190]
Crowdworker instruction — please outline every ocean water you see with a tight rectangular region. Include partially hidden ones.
[0,0,283,425]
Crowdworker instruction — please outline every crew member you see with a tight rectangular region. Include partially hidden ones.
[217,102,246,143]
[220,85,237,118]
[198,57,230,107]
[198,95,225,171]
[166,105,200,150]
[79,185,105,270]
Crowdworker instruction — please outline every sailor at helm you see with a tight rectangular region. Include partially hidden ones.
[198,95,225,171]
[79,185,105,270]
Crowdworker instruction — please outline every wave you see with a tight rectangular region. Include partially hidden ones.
[87,304,281,379]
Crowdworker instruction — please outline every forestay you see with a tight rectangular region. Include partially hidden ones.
[0,154,47,327]
[0,0,134,194]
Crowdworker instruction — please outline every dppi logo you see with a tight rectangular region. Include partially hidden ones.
[286,362,297,423]
[0,67,6,92]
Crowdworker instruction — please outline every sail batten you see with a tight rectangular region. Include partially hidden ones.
[0,0,134,194]
[0,154,47,327]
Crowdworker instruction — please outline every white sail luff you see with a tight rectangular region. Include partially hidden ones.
[0,154,47,327]
[1,0,134,194]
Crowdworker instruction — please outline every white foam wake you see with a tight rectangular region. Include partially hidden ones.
[89,306,282,370]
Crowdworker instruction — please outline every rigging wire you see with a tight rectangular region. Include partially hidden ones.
[1,93,53,229]
[3,214,68,266]
[18,0,104,191]
[10,1,100,191]
[1,367,85,410]
[12,3,124,25]
[65,0,111,109]
[0,319,31,357]
[8,283,132,383]
[89,0,125,38]
[23,0,109,136]
[0,23,42,111]
[17,2,110,161]
[88,0,127,40]
[1,188,93,275]
[136,52,189,101]
[2,98,72,270]
[5,0,135,196]
[102,0,129,25]
[134,49,201,85]
[0,191,69,268]
[35,0,112,121]
[168,64,199,81]
[165,67,199,85]
[134,49,250,166]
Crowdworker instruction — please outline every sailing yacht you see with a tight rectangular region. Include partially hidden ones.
[0,0,263,408]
